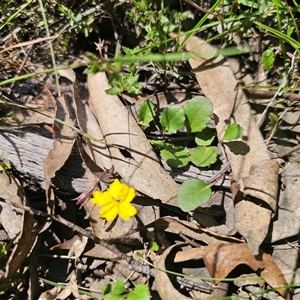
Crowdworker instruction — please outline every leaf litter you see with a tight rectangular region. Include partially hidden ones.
[1,28,300,300]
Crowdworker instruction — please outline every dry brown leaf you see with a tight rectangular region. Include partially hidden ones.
[39,286,62,300]
[174,246,208,263]
[271,162,300,242]
[73,75,159,253]
[176,33,279,254]
[203,243,264,284]
[259,252,291,300]
[174,242,290,299]
[73,78,112,173]
[87,72,178,206]
[202,243,290,299]
[68,235,89,259]
[234,199,272,255]
[44,93,77,216]
[13,95,55,126]
[156,243,192,300]
[243,159,279,212]
[0,172,38,282]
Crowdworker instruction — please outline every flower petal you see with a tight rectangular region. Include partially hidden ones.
[108,179,122,200]
[92,191,113,206]
[118,202,137,220]
[122,186,135,203]
[99,202,118,221]
[108,179,135,203]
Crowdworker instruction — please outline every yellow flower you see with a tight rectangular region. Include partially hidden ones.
[91,179,137,221]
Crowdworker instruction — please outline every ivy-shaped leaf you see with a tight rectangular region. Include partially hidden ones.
[195,127,216,146]
[138,100,156,127]
[190,146,218,167]
[223,123,243,141]
[177,179,212,212]
[184,96,213,133]
[159,105,185,133]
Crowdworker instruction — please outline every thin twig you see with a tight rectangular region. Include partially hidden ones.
[0,36,58,55]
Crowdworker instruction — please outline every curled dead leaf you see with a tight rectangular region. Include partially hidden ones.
[156,243,195,300]
[243,159,279,212]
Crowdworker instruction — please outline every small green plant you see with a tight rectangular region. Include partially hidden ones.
[102,0,188,95]
[223,123,243,141]
[146,231,159,252]
[101,278,150,300]
[105,47,146,95]
[128,0,187,53]
[138,96,243,211]
[57,4,99,37]
[141,96,218,169]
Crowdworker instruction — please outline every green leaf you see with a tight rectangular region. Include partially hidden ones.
[127,284,150,300]
[149,241,159,252]
[184,96,213,133]
[103,293,124,300]
[106,86,123,95]
[190,146,218,167]
[102,284,112,296]
[177,179,212,212]
[223,123,243,141]
[271,0,284,8]
[160,143,190,168]
[159,105,185,133]
[112,278,127,296]
[261,49,275,71]
[138,100,156,127]
[195,127,216,146]
[287,27,294,37]
[126,74,139,86]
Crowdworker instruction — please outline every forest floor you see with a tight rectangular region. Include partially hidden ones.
[1,1,300,299]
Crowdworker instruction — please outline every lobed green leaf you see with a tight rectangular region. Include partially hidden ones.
[195,127,216,146]
[184,96,213,133]
[261,49,275,71]
[159,105,185,133]
[138,100,156,127]
[223,123,243,141]
[190,146,218,167]
[177,179,212,212]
